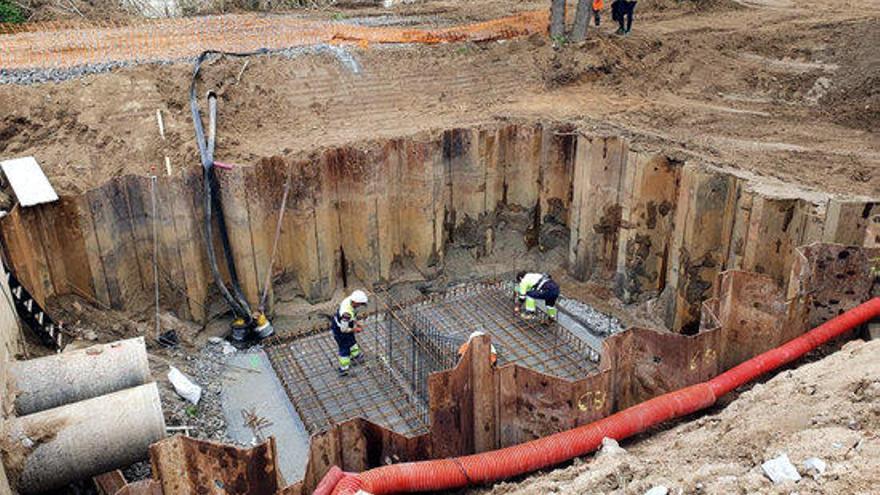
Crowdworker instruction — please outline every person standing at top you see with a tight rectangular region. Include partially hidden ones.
[592,0,604,26]
[612,0,637,35]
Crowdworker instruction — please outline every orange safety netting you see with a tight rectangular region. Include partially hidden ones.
[0,10,548,71]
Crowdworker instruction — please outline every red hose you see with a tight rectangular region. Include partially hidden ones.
[323,297,880,495]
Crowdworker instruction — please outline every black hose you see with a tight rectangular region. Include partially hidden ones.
[188,47,359,322]
[190,49,270,322]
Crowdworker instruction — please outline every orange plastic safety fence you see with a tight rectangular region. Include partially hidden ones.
[0,10,548,71]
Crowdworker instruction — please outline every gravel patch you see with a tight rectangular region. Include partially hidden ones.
[558,296,623,337]
[0,44,359,85]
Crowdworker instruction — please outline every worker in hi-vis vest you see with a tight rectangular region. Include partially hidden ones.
[331,289,369,375]
[514,271,560,321]
[457,331,498,366]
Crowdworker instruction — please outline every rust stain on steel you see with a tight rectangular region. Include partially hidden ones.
[150,435,280,495]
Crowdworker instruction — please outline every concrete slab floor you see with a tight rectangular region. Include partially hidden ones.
[221,349,311,485]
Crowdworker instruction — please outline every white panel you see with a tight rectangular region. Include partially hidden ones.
[0,156,59,207]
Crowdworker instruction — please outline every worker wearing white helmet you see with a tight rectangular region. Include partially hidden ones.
[331,289,369,375]
[457,331,498,366]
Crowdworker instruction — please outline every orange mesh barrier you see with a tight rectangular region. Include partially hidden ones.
[0,10,548,71]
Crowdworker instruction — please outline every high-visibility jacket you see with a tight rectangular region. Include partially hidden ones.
[333,296,359,333]
[517,273,549,297]
[593,0,604,10]
[458,341,498,365]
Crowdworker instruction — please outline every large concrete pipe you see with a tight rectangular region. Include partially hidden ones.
[10,337,150,415]
[4,382,165,494]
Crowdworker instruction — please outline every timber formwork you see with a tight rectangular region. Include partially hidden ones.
[264,282,601,436]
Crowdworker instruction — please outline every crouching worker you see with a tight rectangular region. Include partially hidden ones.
[457,331,498,366]
[331,289,369,375]
[514,272,560,321]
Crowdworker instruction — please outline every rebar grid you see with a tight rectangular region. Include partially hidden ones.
[264,282,602,436]
[265,319,430,436]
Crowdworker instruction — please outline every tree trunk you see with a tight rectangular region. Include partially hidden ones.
[550,0,567,38]
[571,0,592,41]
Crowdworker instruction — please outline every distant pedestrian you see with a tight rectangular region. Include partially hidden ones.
[592,0,604,26]
[612,0,637,35]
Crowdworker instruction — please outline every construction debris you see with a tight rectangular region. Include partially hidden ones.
[167,366,202,405]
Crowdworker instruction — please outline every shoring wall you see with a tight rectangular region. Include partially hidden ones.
[0,125,877,330]
[0,121,577,323]
[276,242,879,495]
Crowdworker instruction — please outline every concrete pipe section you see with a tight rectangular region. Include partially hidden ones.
[4,382,165,494]
[10,337,151,415]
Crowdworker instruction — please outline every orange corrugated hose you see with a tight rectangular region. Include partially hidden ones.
[315,297,880,495]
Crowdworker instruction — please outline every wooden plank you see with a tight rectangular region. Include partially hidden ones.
[17,208,54,305]
[42,198,94,300]
[122,176,154,296]
[77,194,110,308]
[0,207,49,307]
[87,180,145,309]
[176,170,211,322]
[149,175,189,320]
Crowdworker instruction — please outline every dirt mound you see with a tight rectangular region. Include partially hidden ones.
[473,338,880,494]
[818,20,880,132]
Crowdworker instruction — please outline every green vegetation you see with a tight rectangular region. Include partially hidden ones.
[0,0,26,24]
[551,33,568,46]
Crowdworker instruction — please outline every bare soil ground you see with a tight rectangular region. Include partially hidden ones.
[0,0,877,196]
[472,338,880,495]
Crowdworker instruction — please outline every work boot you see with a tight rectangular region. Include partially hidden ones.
[616,27,625,35]
[337,366,350,376]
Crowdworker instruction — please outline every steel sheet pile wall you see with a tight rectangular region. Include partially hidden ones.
[568,135,878,332]
[2,123,875,333]
[0,122,578,323]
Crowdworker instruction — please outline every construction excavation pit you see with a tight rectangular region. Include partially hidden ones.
[265,283,605,438]
[1,1,879,494]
